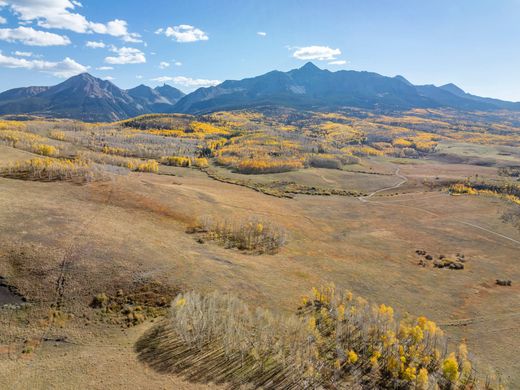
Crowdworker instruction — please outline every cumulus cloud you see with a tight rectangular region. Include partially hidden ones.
[86,40,105,48]
[0,26,70,46]
[96,65,113,70]
[0,15,6,24]
[155,24,208,43]
[158,61,169,69]
[328,60,347,65]
[257,31,267,36]
[292,45,341,61]
[105,46,146,65]
[2,0,141,42]
[0,51,88,77]
[150,75,220,89]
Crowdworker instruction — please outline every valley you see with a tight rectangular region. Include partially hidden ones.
[0,107,519,388]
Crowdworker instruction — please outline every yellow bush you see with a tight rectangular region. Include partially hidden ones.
[161,155,191,167]
[135,160,159,173]
[442,353,459,382]
[193,158,209,168]
[32,143,59,157]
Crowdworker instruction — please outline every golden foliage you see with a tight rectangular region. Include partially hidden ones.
[137,285,489,389]
[0,157,97,183]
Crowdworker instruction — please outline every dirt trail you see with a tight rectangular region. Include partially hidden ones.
[358,167,520,247]
[358,167,407,202]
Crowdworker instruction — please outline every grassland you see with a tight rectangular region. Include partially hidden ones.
[0,108,519,388]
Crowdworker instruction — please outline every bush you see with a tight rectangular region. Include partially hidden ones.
[137,286,488,389]
[135,160,159,173]
[307,155,342,169]
[161,155,191,167]
[32,143,59,157]
[235,158,304,174]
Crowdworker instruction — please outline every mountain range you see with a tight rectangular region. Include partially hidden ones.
[0,62,518,121]
[0,73,185,122]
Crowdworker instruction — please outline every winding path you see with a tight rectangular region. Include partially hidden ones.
[358,167,408,202]
[357,166,520,247]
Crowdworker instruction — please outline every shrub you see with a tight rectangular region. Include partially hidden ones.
[235,158,304,174]
[137,286,487,389]
[161,155,191,167]
[307,155,342,169]
[32,143,59,157]
[191,216,286,254]
[135,160,159,173]
[193,157,209,168]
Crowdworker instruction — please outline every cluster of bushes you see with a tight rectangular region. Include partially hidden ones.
[498,166,520,178]
[0,157,98,183]
[0,128,60,157]
[78,151,159,173]
[215,155,304,174]
[307,154,343,169]
[161,155,209,168]
[137,285,493,389]
[189,216,286,254]
[450,182,520,206]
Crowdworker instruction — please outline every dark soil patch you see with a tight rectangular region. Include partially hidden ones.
[0,276,26,305]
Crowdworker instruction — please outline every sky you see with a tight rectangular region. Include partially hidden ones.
[0,0,519,100]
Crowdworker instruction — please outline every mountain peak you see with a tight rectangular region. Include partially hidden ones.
[439,83,466,97]
[300,62,321,72]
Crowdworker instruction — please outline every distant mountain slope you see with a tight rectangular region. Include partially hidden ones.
[0,74,184,122]
[127,84,185,113]
[172,62,520,114]
[0,64,518,121]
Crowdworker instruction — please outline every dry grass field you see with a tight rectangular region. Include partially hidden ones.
[0,109,519,388]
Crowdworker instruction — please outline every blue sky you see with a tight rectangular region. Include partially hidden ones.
[0,0,519,100]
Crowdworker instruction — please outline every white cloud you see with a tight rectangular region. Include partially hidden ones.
[155,24,208,43]
[102,75,114,80]
[292,45,341,61]
[96,65,113,70]
[174,61,182,66]
[150,75,220,89]
[3,1,141,42]
[0,15,6,24]
[257,31,267,37]
[328,60,347,65]
[90,19,142,43]
[136,74,142,79]
[159,61,169,69]
[0,26,70,46]
[86,40,105,48]
[14,50,32,56]
[105,46,145,65]
[0,51,88,77]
